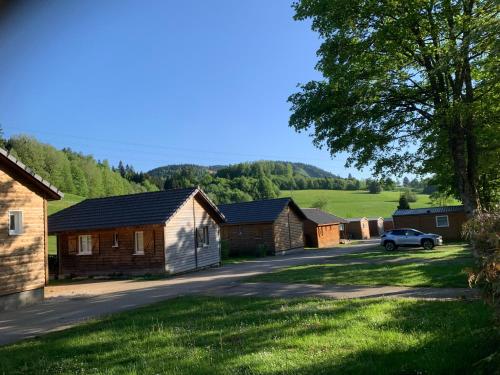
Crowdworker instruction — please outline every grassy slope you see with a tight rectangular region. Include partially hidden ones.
[0,296,496,375]
[281,189,440,218]
[251,243,473,288]
[48,193,85,254]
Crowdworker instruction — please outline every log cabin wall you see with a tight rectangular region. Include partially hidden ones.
[57,224,165,277]
[220,223,275,255]
[316,224,341,248]
[273,206,304,252]
[393,212,466,240]
[0,166,46,308]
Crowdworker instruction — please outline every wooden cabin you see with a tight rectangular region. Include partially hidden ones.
[219,198,305,256]
[302,208,347,248]
[383,217,394,232]
[367,217,384,237]
[346,217,370,240]
[0,148,63,311]
[48,187,225,277]
[392,206,467,241]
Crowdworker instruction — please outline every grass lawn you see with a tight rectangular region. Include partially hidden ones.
[250,244,473,288]
[280,189,459,218]
[0,296,496,375]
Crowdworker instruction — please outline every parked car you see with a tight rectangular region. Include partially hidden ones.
[380,228,443,251]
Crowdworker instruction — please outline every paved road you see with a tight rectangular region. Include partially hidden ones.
[0,241,376,345]
[203,282,479,300]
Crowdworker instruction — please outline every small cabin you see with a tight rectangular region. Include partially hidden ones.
[367,217,384,237]
[346,217,370,240]
[392,206,467,241]
[48,187,225,277]
[219,198,305,256]
[383,217,394,232]
[302,208,347,248]
[0,148,63,311]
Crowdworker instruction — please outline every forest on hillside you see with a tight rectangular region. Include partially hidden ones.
[1,135,158,198]
[0,131,435,205]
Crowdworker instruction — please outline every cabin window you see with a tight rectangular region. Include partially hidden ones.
[435,215,449,228]
[339,224,345,231]
[112,233,119,248]
[8,211,23,235]
[196,226,209,248]
[78,235,92,255]
[134,231,144,254]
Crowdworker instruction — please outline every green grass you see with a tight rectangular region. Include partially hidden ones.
[281,189,459,218]
[47,192,85,216]
[251,243,473,288]
[0,296,496,375]
[47,193,85,255]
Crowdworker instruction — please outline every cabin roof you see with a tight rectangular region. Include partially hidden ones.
[0,147,63,200]
[48,187,224,233]
[345,217,368,222]
[393,205,464,217]
[301,208,347,225]
[219,197,305,225]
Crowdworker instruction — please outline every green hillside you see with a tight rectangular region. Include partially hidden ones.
[282,190,448,218]
[48,193,85,216]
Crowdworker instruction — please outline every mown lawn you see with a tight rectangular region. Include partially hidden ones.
[280,189,459,218]
[250,244,473,288]
[0,296,496,375]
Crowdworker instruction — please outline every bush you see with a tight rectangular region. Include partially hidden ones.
[220,240,230,259]
[397,195,410,209]
[367,180,382,194]
[311,198,328,210]
[403,189,417,202]
[255,244,269,257]
[462,209,500,321]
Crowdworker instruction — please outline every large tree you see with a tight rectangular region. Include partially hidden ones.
[289,0,499,213]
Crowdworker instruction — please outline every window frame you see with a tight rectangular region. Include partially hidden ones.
[8,210,23,235]
[435,215,449,228]
[78,235,92,255]
[134,231,144,255]
[112,233,119,248]
[196,226,210,249]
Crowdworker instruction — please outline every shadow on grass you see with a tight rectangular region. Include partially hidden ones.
[0,297,496,374]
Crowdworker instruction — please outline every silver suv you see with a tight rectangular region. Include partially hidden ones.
[380,229,443,251]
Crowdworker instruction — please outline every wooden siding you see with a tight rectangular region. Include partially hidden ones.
[58,225,165,277]
[164,195,220,274]
[304,220,341,248]
[0,167,46,296]
[383,220,394,232]
[393,212,466,240]
[347,219,370,239]
[274,206,304,252]
[368,218,384,237]
[220,223,275,255]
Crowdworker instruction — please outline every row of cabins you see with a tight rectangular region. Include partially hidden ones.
[0,147,468,310]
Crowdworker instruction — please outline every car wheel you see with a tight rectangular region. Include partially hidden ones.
[422,239,434,250]
[385,241,397,251]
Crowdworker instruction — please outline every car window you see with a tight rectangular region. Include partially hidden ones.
[406,230,420,236]
[391,230,405,235]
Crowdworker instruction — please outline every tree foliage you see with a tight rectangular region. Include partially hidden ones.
[4,135,157,198]
[289,0,499,213]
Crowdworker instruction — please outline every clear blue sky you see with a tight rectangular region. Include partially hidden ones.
[0,0,369,178]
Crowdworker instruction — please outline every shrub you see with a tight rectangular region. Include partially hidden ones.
[367,180,382,194]
[255,244,269,257]
[397,195,410,209]
[403,189,417,202]
[462,209,500,321]
[220,240,230,259]
[311,198,328,210]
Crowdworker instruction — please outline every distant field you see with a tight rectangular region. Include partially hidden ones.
[48,193,85,254]
[281,189,444,218]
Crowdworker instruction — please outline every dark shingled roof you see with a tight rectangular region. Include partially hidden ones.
[0,147,63,200]
[302,208,347,225]
[393,205,465,217]
[48,187,224,233]
[219,197,305,225]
